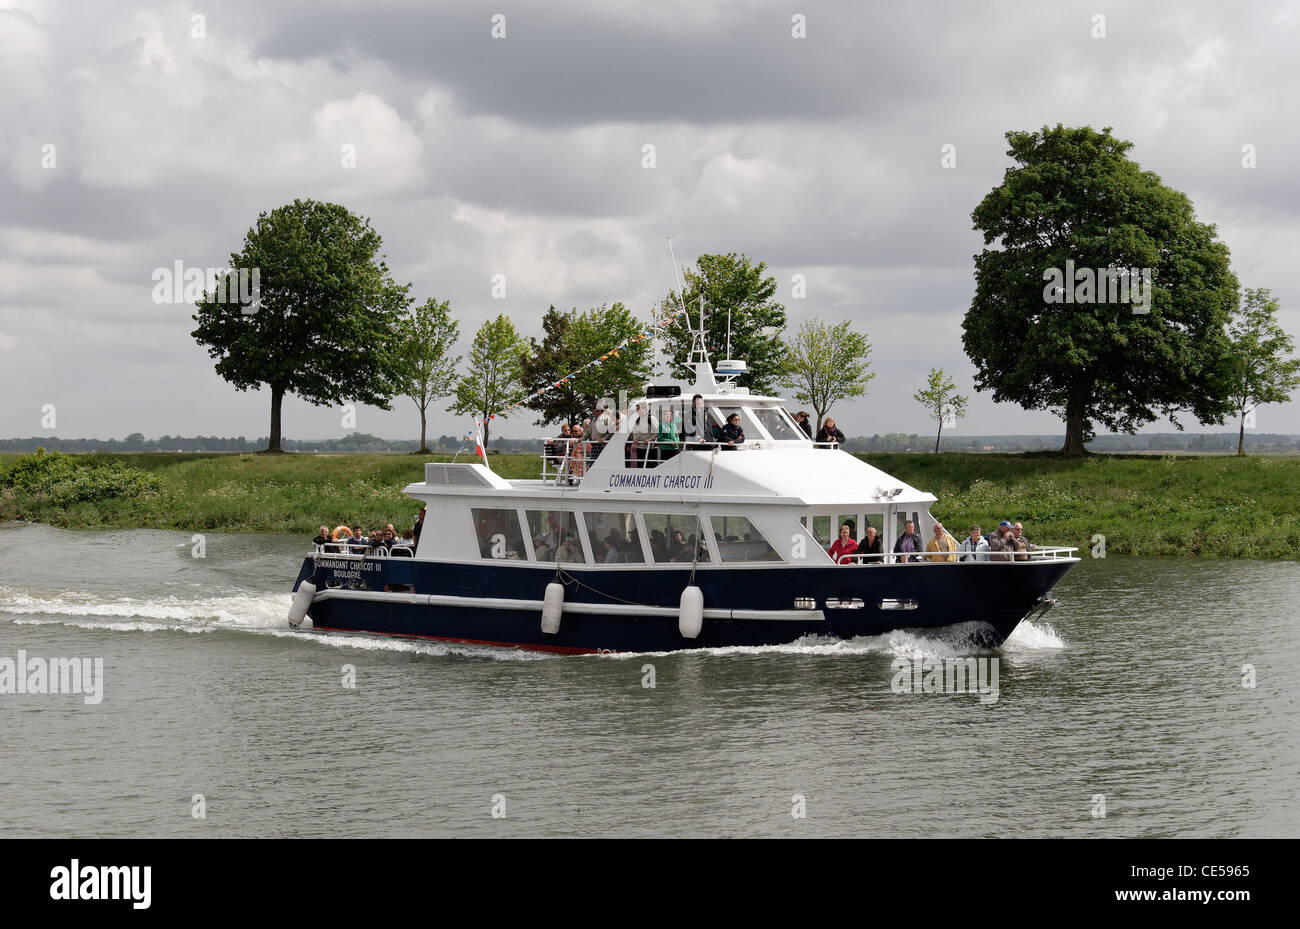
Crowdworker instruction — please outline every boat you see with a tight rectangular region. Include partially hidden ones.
[286,353,1080,654]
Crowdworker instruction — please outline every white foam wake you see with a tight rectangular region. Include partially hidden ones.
[0,586,552,662]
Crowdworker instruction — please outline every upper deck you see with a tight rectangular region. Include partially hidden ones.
[409,363,935,509]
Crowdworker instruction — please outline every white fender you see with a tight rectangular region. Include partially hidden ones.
[679,585,704,639]
[541,581,564,635]
[288,580,316,628]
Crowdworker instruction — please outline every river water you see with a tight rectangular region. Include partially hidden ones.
[1,521,1296,838]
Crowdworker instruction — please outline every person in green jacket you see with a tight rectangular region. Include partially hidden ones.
[657,407,681,462]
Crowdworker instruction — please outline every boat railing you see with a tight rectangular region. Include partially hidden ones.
[312,544,414,558]
[834,545,1079,565]
[541,438,600,484]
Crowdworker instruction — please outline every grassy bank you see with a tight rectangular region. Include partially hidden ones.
[1,449,1297,558]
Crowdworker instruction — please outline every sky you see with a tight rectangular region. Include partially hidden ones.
[2,0,1298,443]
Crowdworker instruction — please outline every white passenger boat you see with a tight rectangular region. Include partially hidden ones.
[288,357,1078,653]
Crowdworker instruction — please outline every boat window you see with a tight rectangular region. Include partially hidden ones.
[584,512,646,564]
[709,515,783,562]
[751,406,802,440]
[471,508,527,561]
[525,510,585,563]
[810,514,860,546]
[643,513,712,563]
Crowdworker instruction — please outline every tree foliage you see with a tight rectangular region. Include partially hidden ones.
[779,319,875,432]
[450,314,526,448]
[962,125,1239,456]
[660,253,788,393]
[191,199,410,452]
[396,298,461,453]
[1224,288,1300,455]
[520,303,653,427]
[913,368,968,454]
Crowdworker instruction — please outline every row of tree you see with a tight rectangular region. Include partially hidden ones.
[193,134,1300,458]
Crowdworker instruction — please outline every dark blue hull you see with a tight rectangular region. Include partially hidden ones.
[292,556,1076,654]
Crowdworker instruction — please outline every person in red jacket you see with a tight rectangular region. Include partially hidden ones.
[828,523,859,564]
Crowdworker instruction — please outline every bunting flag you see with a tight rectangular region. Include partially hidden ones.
[474,424,487,465]
[470,303,693,433]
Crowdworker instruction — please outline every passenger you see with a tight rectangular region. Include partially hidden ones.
[312,525,332,547]
[828,523,859,564]
[383,528,396,549]
[794,410,813,438]
[413,508,426,543]
[392,529,415,550]
[604,529,625,564]
[594,403,615,443]
[650,529,667,561]
[816,417,846,445]
[959,525,988,562]
[629,401,656,468]
[1010,522,1035,560]
[684,394,710,443]
[719,412,745,447]
[893,519,922,563]
[668,528,687,561]
[859,525,884,563]
[533,535,553,561]
[557,533,583,563]
[348,526,369,553]
[985,522,1012,562]
[925,522,959,562]
[657,407,681,461]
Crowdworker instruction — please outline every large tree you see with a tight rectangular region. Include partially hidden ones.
[191,199,410,453]
[520,303,653,427]
[779,319,875,433]
[1224,288,1300,456]
[913,367,968,454]
[660,253,788,394]
[450,314,526,448]
[963,125,1239,456]
[396,298,461,454]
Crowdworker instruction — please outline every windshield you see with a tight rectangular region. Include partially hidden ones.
[751,406,803,440]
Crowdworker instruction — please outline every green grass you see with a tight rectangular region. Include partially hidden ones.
[1,449,1297,558]
[870,452,1300,558]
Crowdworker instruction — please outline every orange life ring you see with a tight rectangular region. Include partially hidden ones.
[331,525,354,540]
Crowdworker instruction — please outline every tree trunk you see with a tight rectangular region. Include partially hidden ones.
[1238,412,1245,457]
[1060,380,1089,457]
[419,405,429,454]
[482,420,491,450]
[266,384,285,454]
[934,421,942,454]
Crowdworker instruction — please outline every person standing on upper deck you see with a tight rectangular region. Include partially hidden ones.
[816,417,846,445]
[719,412,744,446]
[657,407,681,461]
[684,394,710,442]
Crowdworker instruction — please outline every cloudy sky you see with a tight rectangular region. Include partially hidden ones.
[3,0,1297,443]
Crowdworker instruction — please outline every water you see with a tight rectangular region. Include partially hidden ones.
[1,521,1296,837]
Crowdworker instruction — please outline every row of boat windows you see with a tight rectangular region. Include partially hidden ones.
[471,508,783,565]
